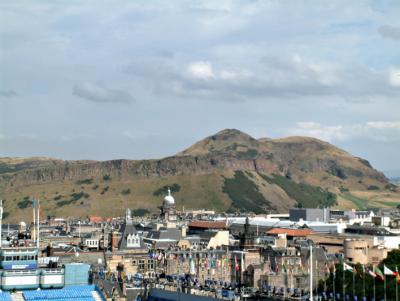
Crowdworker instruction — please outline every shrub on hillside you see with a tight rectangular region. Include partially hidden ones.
[153,184,181,196]
[259,173,337,208]
[223,171,274,214]
[76,178,93,185]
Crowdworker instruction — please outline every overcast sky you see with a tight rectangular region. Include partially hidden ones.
[1,1,399,175]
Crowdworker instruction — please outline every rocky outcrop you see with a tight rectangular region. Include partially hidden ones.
[0,129,389,190]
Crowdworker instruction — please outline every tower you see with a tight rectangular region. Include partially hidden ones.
[160,188,177,223]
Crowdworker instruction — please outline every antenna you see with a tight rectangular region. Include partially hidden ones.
[33,199,36,243]
[310,243,313,301]
[37,199,40,249]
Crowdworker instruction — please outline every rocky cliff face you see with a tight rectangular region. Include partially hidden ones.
[0,129,388,191]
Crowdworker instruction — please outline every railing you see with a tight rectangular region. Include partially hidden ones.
[41,268,64,274]
[2,269,39,275]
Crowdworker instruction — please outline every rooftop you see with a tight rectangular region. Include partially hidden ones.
[188,220,227,229]
[266,228,314,237]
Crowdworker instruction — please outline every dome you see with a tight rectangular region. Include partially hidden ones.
[163,188,175,205]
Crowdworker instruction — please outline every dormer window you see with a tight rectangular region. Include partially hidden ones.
[127,233,141,248]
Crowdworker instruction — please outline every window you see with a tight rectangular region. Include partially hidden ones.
[139,260,145,270]
[148,260,154,270]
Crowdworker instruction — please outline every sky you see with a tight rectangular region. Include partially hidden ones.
[1,1,400,176]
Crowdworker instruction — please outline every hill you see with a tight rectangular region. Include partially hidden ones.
[0,129,398,221]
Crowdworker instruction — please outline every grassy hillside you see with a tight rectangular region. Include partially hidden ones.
[1,173,231,222]
[258,173,337,208]
[1,129,398,221]
[222,171,275,214]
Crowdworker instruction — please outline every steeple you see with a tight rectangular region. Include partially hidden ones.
[126,208,132,224]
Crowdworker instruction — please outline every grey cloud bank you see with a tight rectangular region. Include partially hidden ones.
[0,0,400,174]
[378,25,400,40]
[73,82,135,103]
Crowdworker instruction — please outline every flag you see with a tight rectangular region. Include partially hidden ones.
[384,265,395,276]
[344,262,353,272]
[396,267,400,284]
[234,256,239,271]
[374,267,384,281]
[282,264,286,274]
[368,270,377,278]
[332,263,336,278]
[210,256,215,269]
[189,255,196,275]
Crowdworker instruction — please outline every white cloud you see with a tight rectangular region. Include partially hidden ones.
[366,121,400,130]
[291,122,352,141]
[187,61,215,80]
[290,121,400,142]
[389,68,400,87]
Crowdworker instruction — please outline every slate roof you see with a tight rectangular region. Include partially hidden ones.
[119,221,146,250]
[146,227,182,241]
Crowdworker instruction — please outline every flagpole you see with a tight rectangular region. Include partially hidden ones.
[333,267,336,301]
[310,244,313,301]
[373,274,375,301]
[384,273,386,301]
[32,199,36,242]
[362,264,365,301]
[37,199,40,249]
[396,266,398,301]
[343,260,345,301]
[396,266,399,301]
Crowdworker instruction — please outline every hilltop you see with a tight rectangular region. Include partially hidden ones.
[0,129,398,222]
